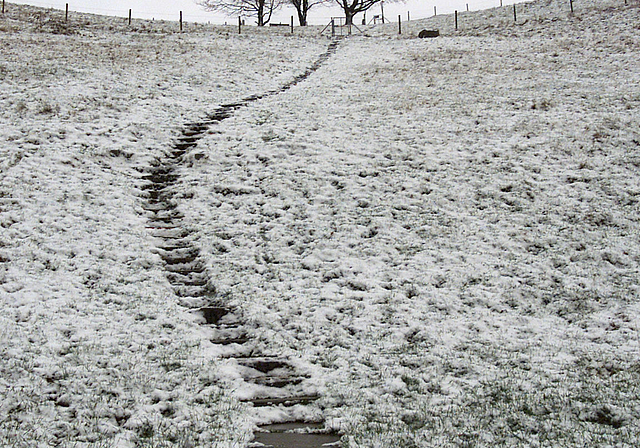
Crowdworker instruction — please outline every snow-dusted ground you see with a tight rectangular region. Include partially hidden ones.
[2,0,640,447]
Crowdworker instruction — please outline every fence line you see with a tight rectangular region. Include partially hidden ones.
[2,0,637,31]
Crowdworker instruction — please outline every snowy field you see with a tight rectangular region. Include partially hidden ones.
[1,0,640,447]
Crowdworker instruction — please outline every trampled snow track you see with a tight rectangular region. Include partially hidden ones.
[139,38,342,447]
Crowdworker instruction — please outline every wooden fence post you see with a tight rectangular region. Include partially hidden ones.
[331,18,335,36]
[180,11,183,31]
[128,9,132,26]
[455,10,458,30]
[407,11,410,22]
[65,3,68,21]
[513,4,517,22]
[291,15,293,33]
[238,16,241,34]
[2,0,5,15]
[398,15,401,34]
[570,0,574,13]
[434,6,436,16]
[467,4,469,11]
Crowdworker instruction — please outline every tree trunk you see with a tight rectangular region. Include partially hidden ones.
[257,1,264,25]
[345,9,355,25]
[297,9,307,26]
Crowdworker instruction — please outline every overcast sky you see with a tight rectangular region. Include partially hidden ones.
[9,0,517,25]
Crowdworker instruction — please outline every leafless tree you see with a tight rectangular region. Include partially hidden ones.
[334,0,384,25]
[288,0,328,26]
[197,0,283,26]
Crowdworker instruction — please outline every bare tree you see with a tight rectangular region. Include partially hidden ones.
[334,0,383,25]
[197,0,283,26]
[289,0,328,26]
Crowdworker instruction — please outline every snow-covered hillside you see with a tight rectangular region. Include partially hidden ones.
[1,0,639,446]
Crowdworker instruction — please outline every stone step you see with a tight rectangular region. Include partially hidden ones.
[252,422,341,448]
[243,395,319,408]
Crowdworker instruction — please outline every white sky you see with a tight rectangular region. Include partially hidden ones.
[8,0,517,25]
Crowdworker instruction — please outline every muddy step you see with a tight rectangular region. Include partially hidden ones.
[195,308,242,327]
[217,103,243,111]
[140,182,173,192]
[146,224,184,232]
[210,336,251,346]
[146,219,183,228]
[177,135,200,144]
[166,272,208,287]
[158,249,200,263]
[142,201,177,212]
[164,261,206,274]
[197,306,235,325]
[252,422,341,448]
[146,208,182,218]
[237,358,293,375]
[155,245,200,257]
[182,127,208,136]
[243,93,266,102]
[150,228,193,239]
[243,395,320,408]
[148,211,184,222]
[248,376,306,388]
[173,142,198,151]
[157,240,196,251]
[145,165,176,175]
[173,285,210,298]
[142,188,171,201]
[209,325,248,341]
[142,173,180,183]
